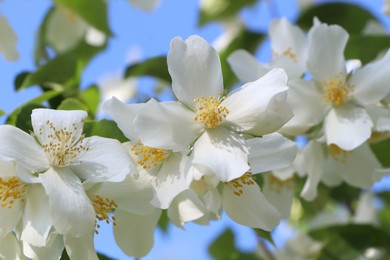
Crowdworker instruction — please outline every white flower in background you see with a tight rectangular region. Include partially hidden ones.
[301,140,383,201]
[133,35,292,183]
[228,18,307,82]
[212,16,244,51]
[103,97,190,209]
[0,15,19,61]
[46,6,105,53]
[0,109,134,239]
[99,76,137,103]
[298,19,390,150]
[128,0,160,12]
[0,232,26,260]
[383,0,390,15]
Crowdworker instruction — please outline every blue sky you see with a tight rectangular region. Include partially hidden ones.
[1,0,390,259]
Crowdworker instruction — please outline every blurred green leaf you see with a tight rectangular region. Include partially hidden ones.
[345,35,390,64]
[0,109,5,116]
[220,30,264,91]
[55,0,111,35]
[371,137,390,167]
[198,0,257,26]
[15,71,32,91]
[157,210,169,234]
[57,98,90,111]
[254,229,274,246]
[83,119,128,142]
[14,104,43,133]
[297,3,378,33]
[209,228,238,260]
[60,250,113,260]
[34,6,55,65]
[80,85,100,116]
[125,56,171,83]
[18,41,106,91]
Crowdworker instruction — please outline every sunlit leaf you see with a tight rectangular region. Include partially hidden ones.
[54,0,111,35]
[0,109,5,116]
[83,119,128,142]
[125,56,171,83]
[297,3,378,33]
[80,85,101,116]
[57,98,90,111]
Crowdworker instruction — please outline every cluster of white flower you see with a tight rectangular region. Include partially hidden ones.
[0,17,389,259]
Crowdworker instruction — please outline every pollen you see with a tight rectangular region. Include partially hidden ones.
[91,195,118,234]
[39,120,89,167]
[329,144,349,163]
[227,172,256,196]
[267,174,295,193]
[322,77,352,106]
[131,143,170,169]
[272,47,297,63]
[194,95,229,128]
[0,177,27,209]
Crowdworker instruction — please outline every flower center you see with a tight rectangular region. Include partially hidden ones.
[322,77,352,106]
[0,177,28,208]
[39,121,89,167]
[329,144,349,163]
[227,172,256,196]
[267,174,295,193]
[131,143,170,169]
[194,95,229,128]
[91,195,118,234]
[272,47,297,63]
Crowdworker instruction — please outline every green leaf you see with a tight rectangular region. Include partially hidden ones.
[297,3,378,33]
[209,228,238,260]
[14,104,44,133]
[345,35,390,64]
[371,137,390,167]
[19,41,105,91]
[80,85,101,116]
[125,56,171,83]
[34,6,55,65]
[14,71,32,91]
[60,250,113,260]
[83,119,128,142]
[199,0,257,26]
[220,30,264,91]
[0,109,5,116]
[54,0,111,35]
[254,229,274,246]
[157,210,169,233]
[57,98,90,111]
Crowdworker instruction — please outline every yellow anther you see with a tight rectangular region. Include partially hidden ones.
[194,95,229,128]
[323,77,352,106]
[226,172,256,197]
[0,177,27,209]
[267,174,295,193]
[91,195,118,234]
[329,144,349,163]
[131,143,170,169]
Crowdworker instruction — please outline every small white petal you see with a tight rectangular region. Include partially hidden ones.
[325,105,373,151]
[351,50,390,106]
[0,233,25,260]
[135,101,203,152]
[85,27,106,46]
[192,128,249,182]
[247,133,297,174]
[223,183,280,231]
[114,208,161,258]
[128,0,160,12]
[307,21,348,81]
[168,35,223,109]
[0,199,22,240]
[39,167,95,237]
[23,233,64,260]
[301,141,325,201]
[227,50,269,82]
[0,15,19,61]
[222,68,292,136]
[64,233,98,260]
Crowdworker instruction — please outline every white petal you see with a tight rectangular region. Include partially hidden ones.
[222,183,280,231]
[128,0,160,12]
[90,173,155,216]
[279,79,328,135]
[64,233,98,260]
[247,133,297,174]
[0,160,17,178]
[167,189,207,227]
[222,68,292,136]
[0,15,19,61]
[135,101,203,152]
[327,143,381,188]
[0,198,22,240]
[151,152,190,209]
[39,167,95,237]
[325,105,373,151]
[21,185,52,247]
[31,108,87,146]
[353,192,376,224]
[366,105,390,132]
[168,35,223,109]
[307,21,348,81]
[70,136,134,183]
[351,50,390,106]
[300,141,325,201]
[192,128,249,182]
[227,50,269,82]
[0,125,48,173]
[271,56,305,79]
[114,208,161,258]
[102,96,146,141]
[85,27,106,47]
[0,233,25,260]
[23,233,64,260]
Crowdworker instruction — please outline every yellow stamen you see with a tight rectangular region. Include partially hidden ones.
[226,172,256,196]
[131,143,170,169]
[91,195,118,235]
[323,77,352,106]
[329,144,349,163]
[267,174,295,193]
[272,47,298,62]
[194,95,229,128]
[0,177,27,209]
